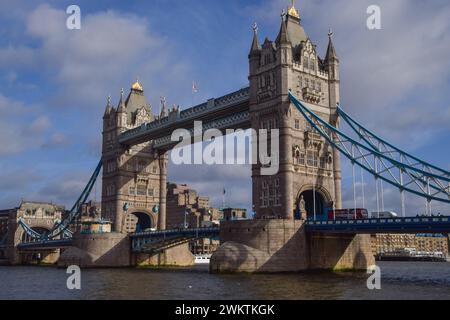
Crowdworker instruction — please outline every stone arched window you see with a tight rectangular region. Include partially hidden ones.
[309,58,316,71]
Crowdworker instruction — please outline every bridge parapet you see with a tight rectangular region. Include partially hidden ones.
[305,216,450,233]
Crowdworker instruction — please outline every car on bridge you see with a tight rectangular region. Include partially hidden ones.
[370,211,398,218]
[327,208,369,220]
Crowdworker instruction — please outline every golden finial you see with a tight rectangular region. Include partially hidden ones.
[287,0,300,19]
[131,78,143,91]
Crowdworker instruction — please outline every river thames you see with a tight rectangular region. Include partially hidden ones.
[0,261,449,300]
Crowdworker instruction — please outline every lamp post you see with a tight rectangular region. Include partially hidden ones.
[184,210,189,229]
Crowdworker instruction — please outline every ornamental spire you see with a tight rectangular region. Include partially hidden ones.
[103,95,112,117]
[249,22,261,56]
[325,28,338,62]
[276,10,289,45]
[287,0,300,19]
[117,88,126,112]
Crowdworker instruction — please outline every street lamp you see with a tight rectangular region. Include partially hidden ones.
[184,210,189,229]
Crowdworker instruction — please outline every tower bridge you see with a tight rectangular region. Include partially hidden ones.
[9,2,450,271]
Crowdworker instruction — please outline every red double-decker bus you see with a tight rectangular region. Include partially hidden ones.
[327,208,368,220]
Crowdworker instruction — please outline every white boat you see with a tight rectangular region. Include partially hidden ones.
[194,254,211,264]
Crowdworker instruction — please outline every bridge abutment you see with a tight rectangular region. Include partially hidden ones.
[309,233,374,270]
[210,220,374,273]
[58,232,131,268]
[132,243,194,267]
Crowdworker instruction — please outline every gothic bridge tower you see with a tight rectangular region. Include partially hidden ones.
[101,81,168,233]
[249,3,342,220]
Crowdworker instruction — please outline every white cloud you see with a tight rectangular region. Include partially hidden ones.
[20,4,191,109]
[29,115,51,133]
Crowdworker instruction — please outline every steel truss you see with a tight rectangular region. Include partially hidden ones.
[289,91,450,204]
[18,160,103,240]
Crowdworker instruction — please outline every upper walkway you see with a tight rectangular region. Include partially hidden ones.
[119,87,250,148]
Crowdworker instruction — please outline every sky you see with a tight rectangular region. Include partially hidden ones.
[0,0,449,216]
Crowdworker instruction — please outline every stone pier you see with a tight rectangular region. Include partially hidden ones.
[210,219,374,273]
[58,232,194,268]
[58,232,131,268]
[133,243,194,267]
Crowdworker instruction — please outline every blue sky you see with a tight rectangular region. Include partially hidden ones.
[0,0,449,215]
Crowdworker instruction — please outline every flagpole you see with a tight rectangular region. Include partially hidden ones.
[193,81,195,107]
[222,188,226,209]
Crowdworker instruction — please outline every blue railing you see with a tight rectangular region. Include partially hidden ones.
[131,227,220,252]
[16,238,73,250]
[305,216,450,233]
[130,227,219,239]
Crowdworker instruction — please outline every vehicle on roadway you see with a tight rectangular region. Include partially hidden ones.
[370,211,398,218]
[327,208,369,220]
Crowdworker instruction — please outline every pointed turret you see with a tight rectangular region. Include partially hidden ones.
[117,88,126,113]
[103,95,112,118]
[249,22,261,56]
[276,11,290,45]
[116,88,128,129]
[160,96,167,118]
[325,29,338,63]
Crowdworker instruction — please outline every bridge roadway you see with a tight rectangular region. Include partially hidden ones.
[15,216,450,251]
[16,239,73,251]
[305,216,450,234]
[119,87,251,148]
[130,227,220,253]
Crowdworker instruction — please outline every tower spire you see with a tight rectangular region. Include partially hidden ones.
[276,10,290,45]
[325,28,338,62]
[249,22,261,55]
[103,95,112,117]
[117,88,126,112]
[160,96,167,118]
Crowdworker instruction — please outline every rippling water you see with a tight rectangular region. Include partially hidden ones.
[0,261,449,300]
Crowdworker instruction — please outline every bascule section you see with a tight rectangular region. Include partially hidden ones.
[248,3,341,221]
[101,81,164,234]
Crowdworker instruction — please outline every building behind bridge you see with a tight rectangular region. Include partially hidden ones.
[371,233,449,258]
[166,183,224,254]
[0,201,65,264]
[165,183,248,254]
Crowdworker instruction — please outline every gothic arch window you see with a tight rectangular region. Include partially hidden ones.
[303,56,309,69]
[306,150,319,167]
[319,157,327,169]
[309,58,316,71]
[264,74,271,87]
[137,160,146,172]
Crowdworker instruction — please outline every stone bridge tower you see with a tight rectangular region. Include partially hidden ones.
[249,4,342,220]
[101,81,168,233]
